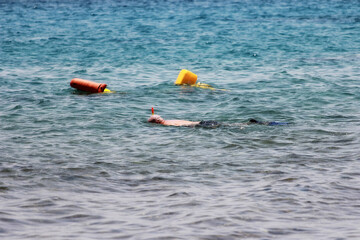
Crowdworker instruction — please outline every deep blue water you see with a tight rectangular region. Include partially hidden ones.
[1,0,360,239]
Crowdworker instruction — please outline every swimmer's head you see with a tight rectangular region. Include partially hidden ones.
[148,114,165,124]
[249,118,259,124]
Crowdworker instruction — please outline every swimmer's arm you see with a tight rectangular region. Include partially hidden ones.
[163,120,200,127]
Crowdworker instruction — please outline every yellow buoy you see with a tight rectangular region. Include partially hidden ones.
[103,88,114,93]
[175,69,198,85]
[174,69,228,91]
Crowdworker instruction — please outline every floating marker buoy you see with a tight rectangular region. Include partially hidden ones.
[174,69,227,91]
[70,78,107,93]
[175,69,198,85]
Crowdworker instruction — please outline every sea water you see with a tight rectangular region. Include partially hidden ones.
[0,0,359,239]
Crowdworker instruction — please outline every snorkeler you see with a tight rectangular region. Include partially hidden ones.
[148,114,288,128]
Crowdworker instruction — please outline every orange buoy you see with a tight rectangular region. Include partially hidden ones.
[70,78,107,93]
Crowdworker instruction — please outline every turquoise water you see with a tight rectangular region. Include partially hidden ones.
[1,0,360,239]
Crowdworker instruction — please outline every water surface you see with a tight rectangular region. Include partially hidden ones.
[1,0,360,239]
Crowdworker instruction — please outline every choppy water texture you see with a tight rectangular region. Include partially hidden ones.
[1,0,360,239]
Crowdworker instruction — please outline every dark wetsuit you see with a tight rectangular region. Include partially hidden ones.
[197,119,288,128]
[198,120,222,128]
[248,118,288,126]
